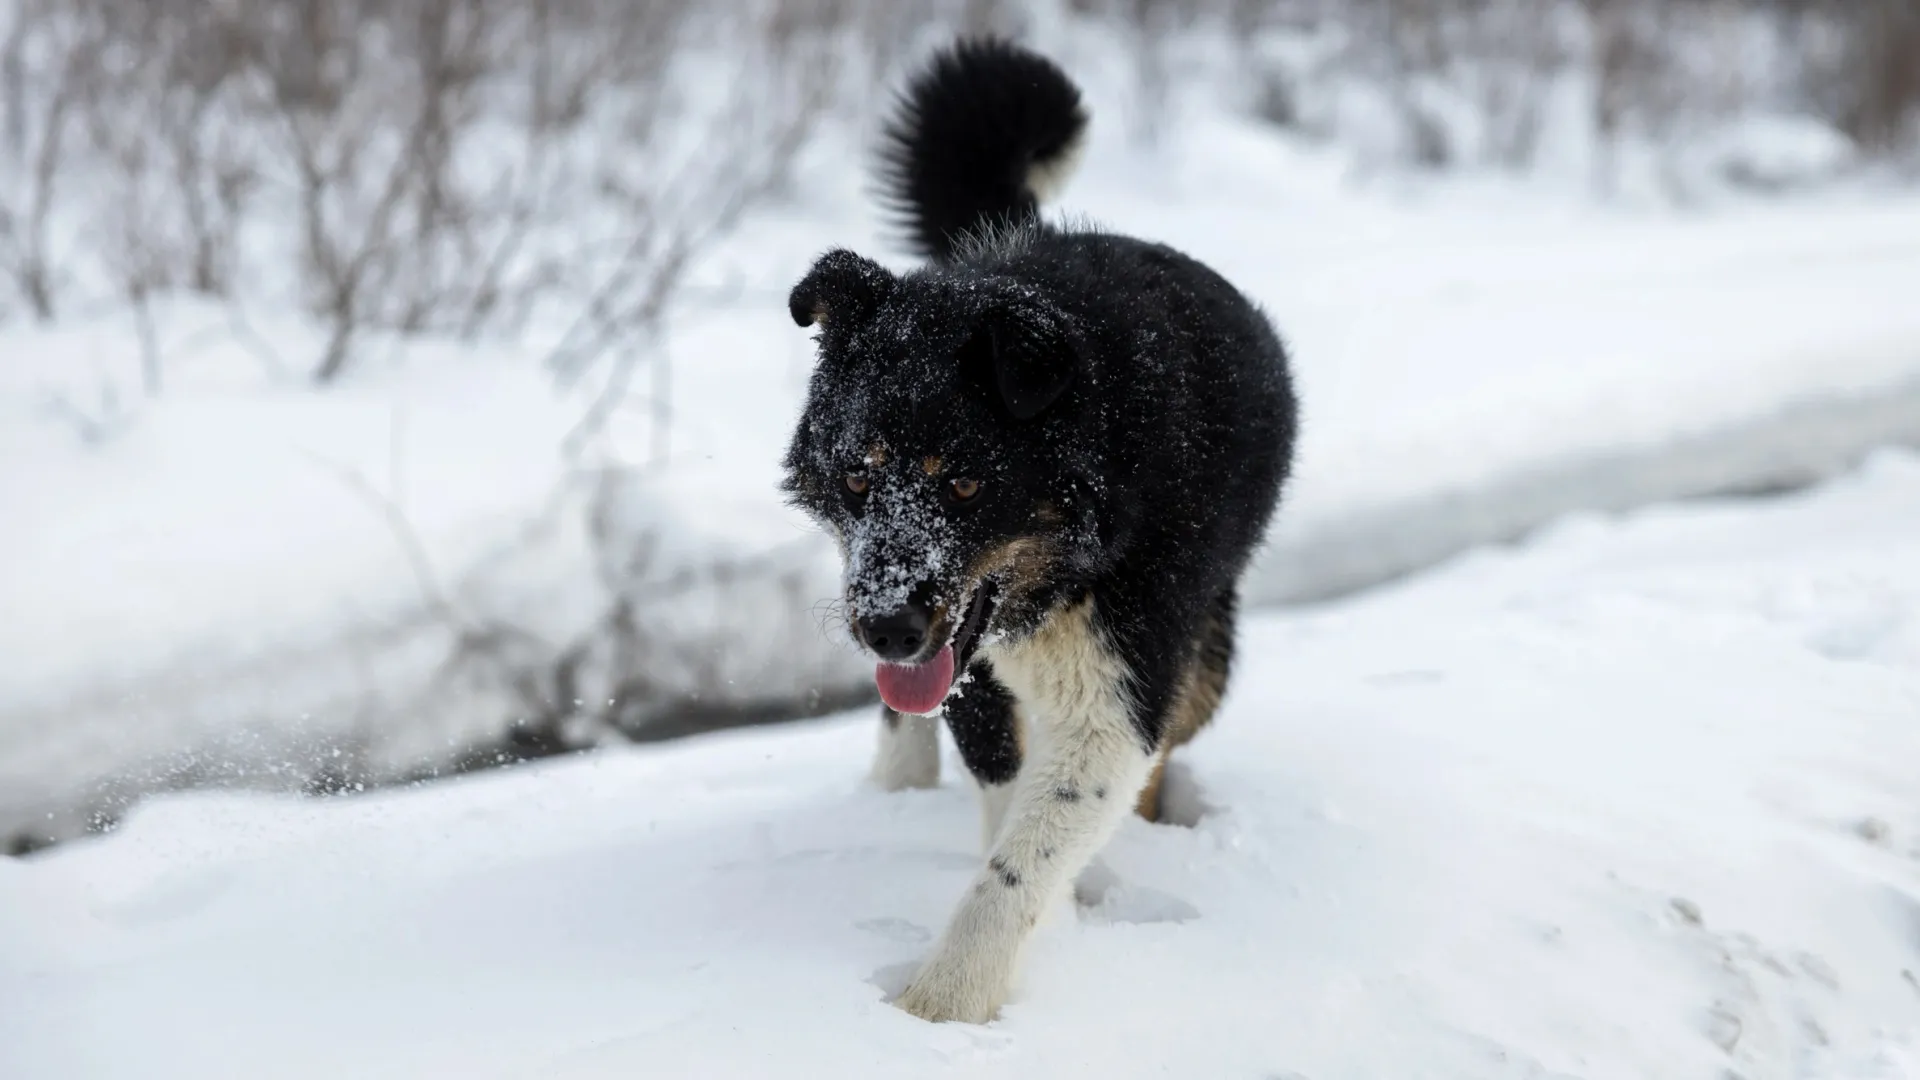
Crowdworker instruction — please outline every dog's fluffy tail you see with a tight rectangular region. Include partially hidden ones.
[877,38,1087,263]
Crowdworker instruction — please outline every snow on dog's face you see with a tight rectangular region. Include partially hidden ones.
[781,249,1096,715]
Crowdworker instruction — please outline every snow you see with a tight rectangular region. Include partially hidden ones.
[7,32,1920,840]
[5,449,1918,1079]
[0,322,573,708]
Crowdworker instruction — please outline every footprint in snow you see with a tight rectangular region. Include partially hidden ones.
[867,959,919,999]
[1155,759,1212,829]
[855,916,930,944]
[1074,860,1200,925]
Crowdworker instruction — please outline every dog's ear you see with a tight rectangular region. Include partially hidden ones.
[963,304,1078,421]
[788,249,895,330]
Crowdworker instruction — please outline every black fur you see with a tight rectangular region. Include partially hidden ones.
[876,38,1087,262]
[940,663,1022,787]
[782,39,1296,780]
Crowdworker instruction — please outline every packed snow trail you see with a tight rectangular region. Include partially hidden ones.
[4,451,1918,1079]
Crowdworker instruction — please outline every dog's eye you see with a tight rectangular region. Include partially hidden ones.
[948,478,982,502]
[844,473,869,496]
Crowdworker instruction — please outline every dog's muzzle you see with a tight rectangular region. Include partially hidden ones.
[867,583,996,715]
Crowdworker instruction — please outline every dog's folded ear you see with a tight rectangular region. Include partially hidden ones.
[964,304,1078,421]
[788,249,896,330]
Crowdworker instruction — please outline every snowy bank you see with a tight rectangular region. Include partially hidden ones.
[6,48,1920,846]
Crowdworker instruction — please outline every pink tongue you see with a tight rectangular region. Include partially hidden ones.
[875,645,956,715]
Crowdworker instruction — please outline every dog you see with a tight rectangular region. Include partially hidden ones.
[780,38,1297,1023]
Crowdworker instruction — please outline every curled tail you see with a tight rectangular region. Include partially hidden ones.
[877,38,1088,263]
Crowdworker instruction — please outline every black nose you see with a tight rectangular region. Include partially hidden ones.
[859,603,931,662]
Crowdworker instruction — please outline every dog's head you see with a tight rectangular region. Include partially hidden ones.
[781,248,1094,714]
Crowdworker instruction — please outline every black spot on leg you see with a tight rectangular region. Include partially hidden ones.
[1053,784,1079,802]
[1093,786,1108,800]
[988,855,1021,888]
[1038,846,1055,860]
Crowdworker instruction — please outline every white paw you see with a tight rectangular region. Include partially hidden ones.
[894,959,1002,1025]
[871,711,941,791]
[872,759,940,792]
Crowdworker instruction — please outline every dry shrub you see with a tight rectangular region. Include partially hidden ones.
[9,0,1916,352]
[1218,0,1920,175]
[2,0,872,384]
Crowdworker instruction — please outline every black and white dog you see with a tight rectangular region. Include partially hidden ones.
[781,38,1297,1023]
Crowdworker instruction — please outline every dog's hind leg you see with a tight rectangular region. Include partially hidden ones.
[1136,588,1237,821]
[896,598,1174,1024]
[871,706,940,791]
[943,659,1025,850]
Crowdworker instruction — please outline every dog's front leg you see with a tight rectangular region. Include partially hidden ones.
[895,603,1153,1024]
[871,707,941,791]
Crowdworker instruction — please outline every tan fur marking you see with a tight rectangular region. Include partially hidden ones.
[811,302,829,325]
[964,536,1057,600]
[922,456,944,476]
[1165,638,1228,751]
[1133,616,1230,822]
[1032,500,1064,527]
[866,443,888,467]
[1135,757,1168,821]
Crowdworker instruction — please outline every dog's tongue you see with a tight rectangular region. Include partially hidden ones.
[875,645,956,716]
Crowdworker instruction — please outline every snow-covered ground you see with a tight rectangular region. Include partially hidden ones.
[6,29,1920,841]
[5,448,1917,1080]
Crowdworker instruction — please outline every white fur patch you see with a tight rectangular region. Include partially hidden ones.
[896,601,1152,1023]
[871,710,940,792]
[1024,128,1087,205]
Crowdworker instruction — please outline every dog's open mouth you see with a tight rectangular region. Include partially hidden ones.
[873,583,996,716]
